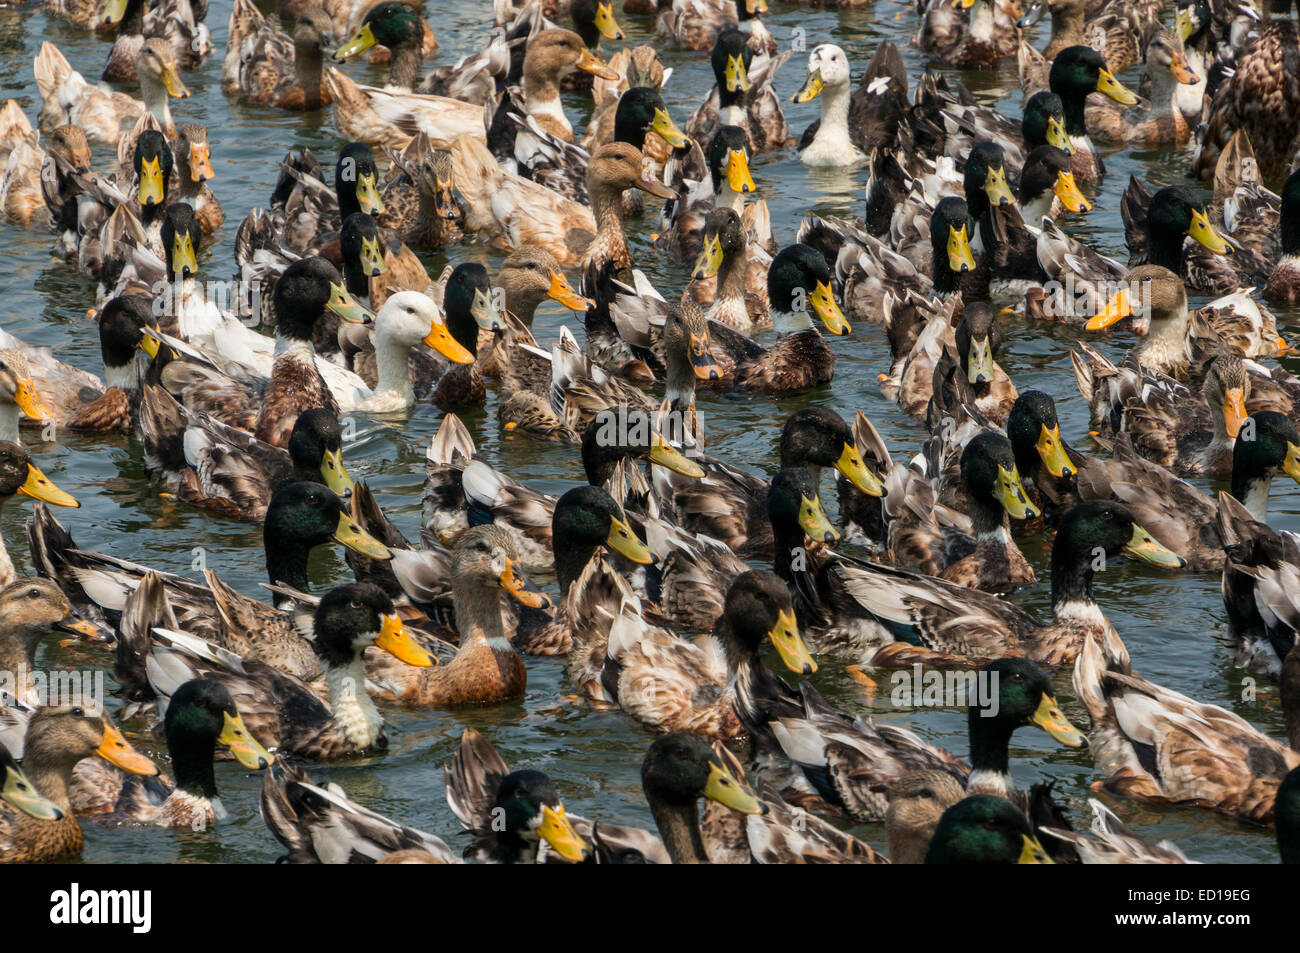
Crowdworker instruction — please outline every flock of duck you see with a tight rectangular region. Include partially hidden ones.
[0,0,1297,865]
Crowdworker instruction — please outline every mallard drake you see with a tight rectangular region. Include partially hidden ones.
[659,407,882,555]
[0,705,157,863]
[1120,179,1252,296]
[338,212,434,309]
[260,759,458,863]
[427,263,504,409]
[653,125,758,265]
[172,123,222,234]
[1017,0,1162,76]
[1084,27,1199,144]
[1073,619,1300,823]
[34,39,190,145]
[886,300,1011,424]
[100,0,211,83]
[223,0,334,110]
[684,28,791,155]
[601,570,817,738]
[0,443,79,588]
[768,656,1084,823]
[333,0,426,91]
[1194,0,1300,183]
[916,0,1022,68]
[926,796,1055,863]
[1044,45,1139,183]
[1265,168,1300,305]
[640,732,767,864]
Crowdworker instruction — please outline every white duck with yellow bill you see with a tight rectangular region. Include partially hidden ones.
[792,44,867,168]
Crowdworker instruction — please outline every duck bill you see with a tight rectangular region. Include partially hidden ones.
[1036,424,1075,478]
[434,177,459,218]
[326,281,372,324]
[160,62,190,98]
[768,608,816,675]
[319,447,355,496]
[1019,834,1055,864]
[1095,68,1138,105]
[538,804,589,862]
[1,762,62,820]
[810,279,850,335]
[1175,6,1195,41]
[1044,114,1073,154]
[470,288,503,332]
[189,142,214,182]
[798,493,839,544]
[593,1,625,40]
[100,0,129,26]
[792,70,824,103]
[1052,170,1090,212]
[1284,441,1300,484]
[689,332,722,381]
[53,610,102,642]
[744,0,767,12]
[423,319,476,365]
[333,511,392,560]
[651,108,687,148]
[966,337,996,384]
[576,48,620,81]
[725,148,756,194]
[137,156,166,206]
[96,722,159,775]
[1016,0,1045,26]
[835,441,883,497]
[355,171,385,215]
[217,711,272,769]
[1123,524,1186,569]
[139,326,162,360]
[547,271,592,311]
[693,235,725,279]
[947,223,976,273]
[983,165,1015,207]
[636,174,677,200]
[359,236,386,277]
[606,515,656,565]
[171,231,198,279]
[995,464,1040,520]
[335,22,377,60]
[19,463,78,508]
[1188,208,1229,254]
[703,760,767,815]
[499,556,552,609]
[1170,51,1199,85]
[1221,386,1248,438]
[374,612,435,667]
[724,53,750,93]
[1086,286,1131,331]
[648,433,705,477]
[951,0,975,7]
[1030,694,1087,747]
[13,378,52,423]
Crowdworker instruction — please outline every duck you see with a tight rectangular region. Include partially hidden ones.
[684,28,791,156]
[382,144,462,249]
[223,0,335,110]
[653,124,758,265]
[322,65,483,152]
[332,0,427,92]
[0,443,80,588]
[690,206,769,332]
[0,579,102,708]
[172,123,222,234]
[428,263,504,409]
[1265,167,1300,305]
[791,44,867,167]
[639,731,767,864]
[1044,45,1139,183]
[882,770,968,864]
[1073,618,1300,823]
[1016,0,1162,77]
[601,570,817,739]
[1084,27,1200,144]
[925,796,1055,863]
[0,705,157,863]
[1194,0,1300,183]
[140,581,435,759]
[100,0,211,83]
[767,656,1084,823]
[337,211,435,310]
[1121,180,1248,295]
[658,407,882,555]
[916,0,1021,68]
[1040,798,1197,863]
[0,351,55,443]
[34,39,190,145]
[660,0,773,54]
[30,123,92,254]
[495,244,592,332]
[43,0,124,30]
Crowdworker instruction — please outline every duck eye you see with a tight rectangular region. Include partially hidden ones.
[28,589,39,598]
[1010,673,1024,683]
[919,789,933,799]
[350,600,362,609]
[71,707,83,717]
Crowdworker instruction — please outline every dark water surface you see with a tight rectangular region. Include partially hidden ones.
[1,0,1296,863]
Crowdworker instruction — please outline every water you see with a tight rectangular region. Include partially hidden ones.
[2,0,1295,864]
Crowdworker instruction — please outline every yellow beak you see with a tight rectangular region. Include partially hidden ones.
[423,319,475,365]
[374,612,435,667]
[354,171,385,216]
[725,148,756,194]
[217,711,272,769]
[189,142,214,182]
[547,271,592,311]
[100,0,129,26]
[798,492,839,544]
[498,556,553,609]
[688,331,722,381]
[1030,693,1086,747]
[1123,523,1186,569]
[650,107,687,148]
[358,236,386,277]
[326,281,372,324]
[1284,441,1300,484]
[768,608,816,675]
[966,336,997,384]
[983,164,1015,207]
[1188,207,1230,254]
[1045,114,1073,154]
[1087,286,1131,331]
[18,463,78,507]
[593,1,625,40]
[994,464,1040,520]
[792,70,824,103]
[647,433,705,477]
[1176,6,1194,41]
[319,448,354,496]
[334,22,378,60]
[161,63,190,99]
[537,804,589,862]
[13,378,52,423]
[810,279,850,335]
[1095,68,1139,105]
[948,223,976,273]
[333,511,392,560]
[1170,50,1199,85]
[96,721,159,775]
[1,762,62,820]
[1019,834,1055,864]
[137,155,165,207]
[1036,424,1075,478]
[703,760,767,814]
[835,441,883,497]
[1222,386,1248,438]
[576,48,620,81]
[1052,170,1090,212]
[605,514,656,564]
[471,288,503,332]
[171,230,198,278]
[724,53,750,93]
[693,234,725,280]
[139,326,162,360]
[744,0,767,11]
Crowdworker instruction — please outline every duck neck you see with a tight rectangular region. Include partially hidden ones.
[966,707,1015,787]
[1050,541,1099,621]
[968,493,1011,541]
[555,543,597,599]
[294,40,325,109]
[371,326,416,404]
[715,180,746,214]
[324,650,383,748]
[117,0,145,36]
[591,185,629,255]
[716,246,748,304]
[22,743,80,813]
[265,536,311,589]
[140,73,173,131]
[930,253,961,297]
[1145,220,1187,272]
[387,43,422,93]
[0,632,33,696]
[649,798,710,863]
[169,729,219,800]
[454,584,509,649]
[816,78,854,143]
[664,349,698,413]
[1145,66,1181,117]
[1059,90,1090,138]
[1282,199,1300,259]
[1138,312,1189,371]
[1232,471,1273,522]
[523,71,566,129]
[969,0,995,42]
[770,308,814,336]
[410,190,449,248]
